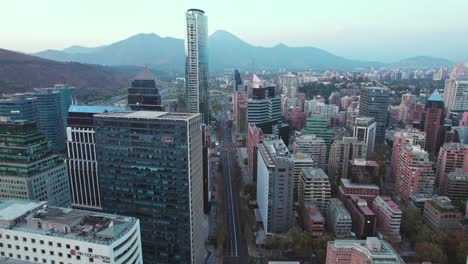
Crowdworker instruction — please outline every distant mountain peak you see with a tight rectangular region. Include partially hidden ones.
[274,43,288,48]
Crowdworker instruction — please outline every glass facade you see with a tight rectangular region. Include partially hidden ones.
[186,9,210,124]
[128,68,162,111]
[0,120,70,206]
[359,87,390,144]
[0,96,38,123]
[94,111,205,264]
[34,90,66,152]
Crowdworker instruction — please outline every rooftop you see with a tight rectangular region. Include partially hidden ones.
[428,89,444,102]
[375,196,402,213]
[302,167,329,180]
[94,110,200,121]
[448,168,468,181]
[341,179,380,190]
[427,196,459,212]
[68,105,128,114]
[330,237,402,261]
[350,158,379,167]
[0,200,138,245]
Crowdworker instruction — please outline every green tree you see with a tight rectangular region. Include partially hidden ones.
[415,242,448,264]
[287,227,311,259]
[243,182,257,200]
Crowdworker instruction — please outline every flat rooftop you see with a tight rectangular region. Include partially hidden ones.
[68,105,128,114]
[0,200,46,222]
[341,179,380,190]
[302,167,329,180]
[94,110,200,121]
[0,200,137,245]
[330,237,402,260]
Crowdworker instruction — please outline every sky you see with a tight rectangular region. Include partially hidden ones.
[2,0,468,62]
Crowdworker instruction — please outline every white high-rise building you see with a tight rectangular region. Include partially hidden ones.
[257,139,295,234]
[443,77,468,113]
[353,117,376,156]
[0,199,142,264]
[293,134,327,169]
[282,72,299,97]
[185,9,209,124]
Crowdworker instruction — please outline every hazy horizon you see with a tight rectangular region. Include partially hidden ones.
[3,0,468,62]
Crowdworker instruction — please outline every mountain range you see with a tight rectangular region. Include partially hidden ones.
[32,30,455,71]
[0,48,130,95]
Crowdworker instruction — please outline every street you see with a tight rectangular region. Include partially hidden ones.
[219,106,248,264]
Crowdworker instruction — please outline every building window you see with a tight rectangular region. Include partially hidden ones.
[66,244,70,249]
[75,246,80,250]
[58,252,63,257]
[33,248,37,253]
[41,249,45,254]
[57,243,62,248]
[88,248,93,253]
[40,240,44,245]
[89,258,94,262]
[49,241,53,246]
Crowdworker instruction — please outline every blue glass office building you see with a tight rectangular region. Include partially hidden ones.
[94,111,206,264]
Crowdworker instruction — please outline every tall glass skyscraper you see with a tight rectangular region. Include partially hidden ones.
[185,9,209,124]
[359,87,390,144]
[94,111,206,264]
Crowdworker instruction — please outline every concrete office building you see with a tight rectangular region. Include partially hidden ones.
[371,196,402,241]
[348,159,380,185]
[0,120,70,207]
[435,142,468,195]
[326,237,404,264]
[343,195,377,238]
[353,117,376,156]
[329,137,367,183]
[423,196,463,232]
[446,168,468,202]
[66,105,127,210]
[0,199,142,264]
[391,129,426,187]
[358,87,390,144]
[128,67,162,111]
[185,9,209,124]
[395,144,435,206]
[338,179,380,203]
[291,153,315,202]
[293,134,327,169]
[326,198,352,238]
[257,139,295,234]
[282,72,299,97]
[299,167,331,215]
[94,111,206,264]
